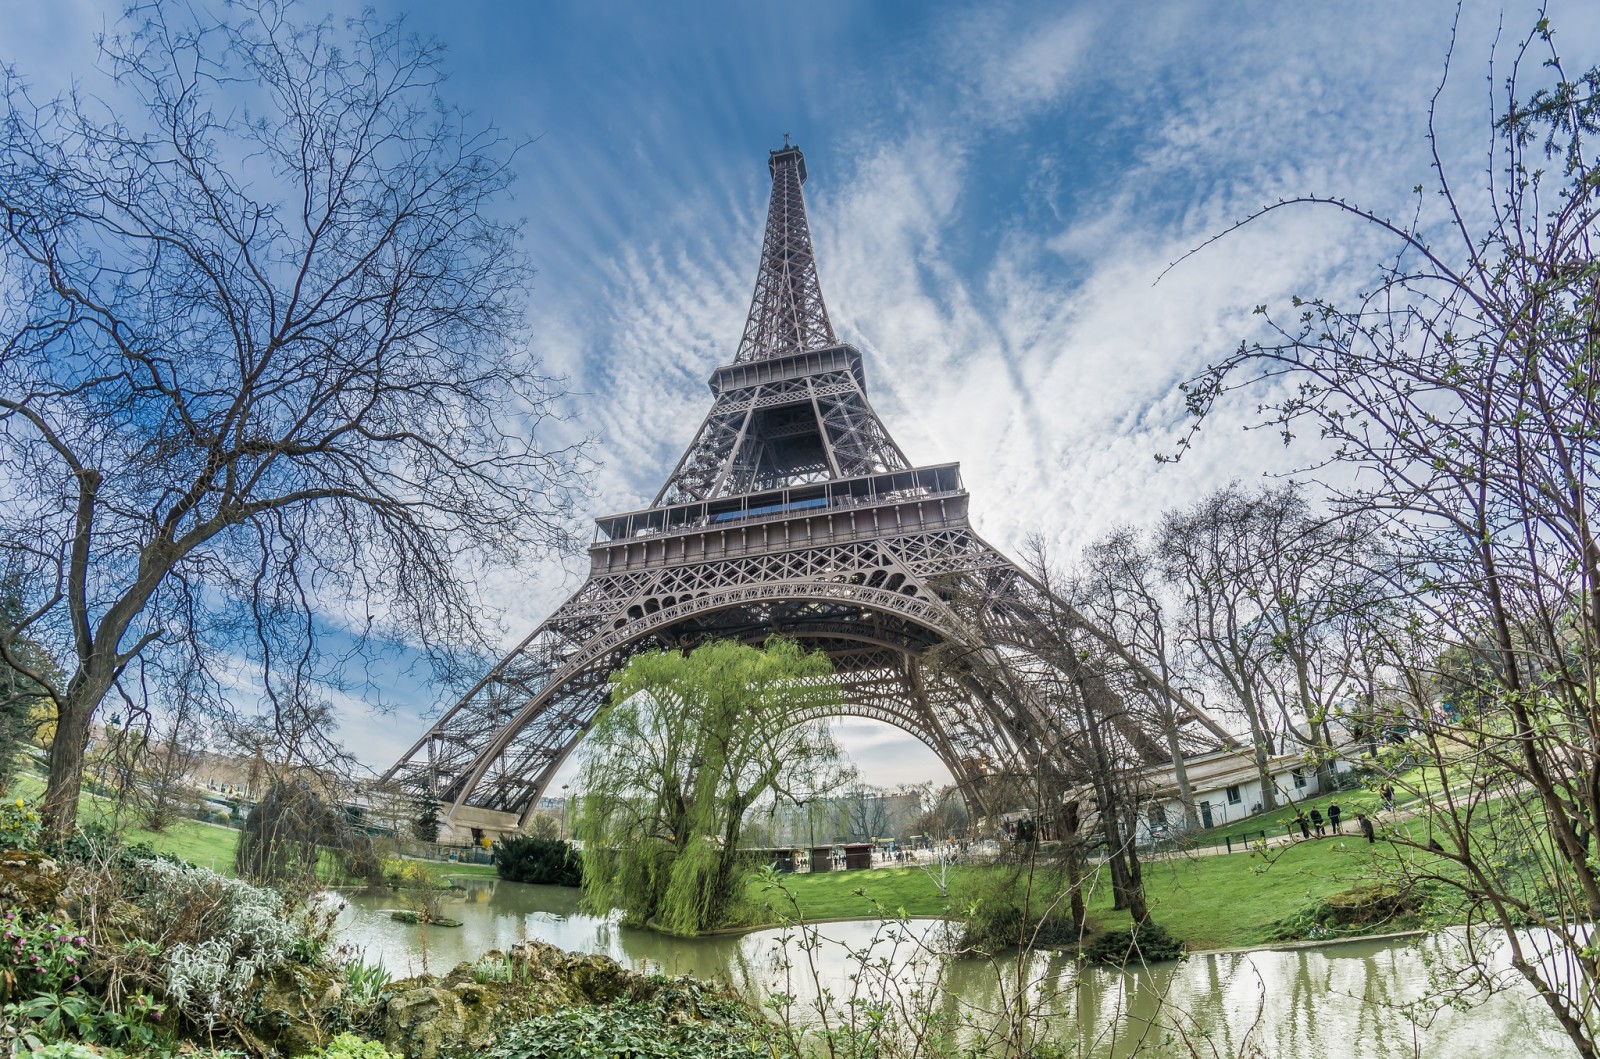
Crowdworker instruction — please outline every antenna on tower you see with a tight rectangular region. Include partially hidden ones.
[739,139,834,361]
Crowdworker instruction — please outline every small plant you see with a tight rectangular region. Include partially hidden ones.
[344,956,394,1009]
[20,1043,101,1059]
[3,991,102,1045]
[1082,921,1186,966]
[471,952,514,984]
[131,858,303,1028]
[0,796,41,851]
[101,990,170,1049]
[314,1031,401,1059]
[470,951,536,987]
[0,910,90,1000]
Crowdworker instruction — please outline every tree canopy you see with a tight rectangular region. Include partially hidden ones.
[575,637,846,935]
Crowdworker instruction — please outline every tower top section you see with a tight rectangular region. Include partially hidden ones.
[768,141,806,182]
[735,141,837,362]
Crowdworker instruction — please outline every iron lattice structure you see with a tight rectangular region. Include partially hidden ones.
[384,143,1231,828]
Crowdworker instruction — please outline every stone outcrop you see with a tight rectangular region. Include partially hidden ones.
[0,848,66,914]
[378,940,643,1059]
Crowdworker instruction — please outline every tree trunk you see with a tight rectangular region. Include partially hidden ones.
[1121,807,1149,923]
[1102,806,1133,911]
[42,690,94,840]
[1161,691,1200,831]
[1061,801,1086,927]
[1235,676,1278,810]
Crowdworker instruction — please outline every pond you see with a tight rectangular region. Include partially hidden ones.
[335,876,1575,1058]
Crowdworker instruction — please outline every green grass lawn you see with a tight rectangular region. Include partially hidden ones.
[756,837,1396,951]
[749,863,973,921]
[1116,838,1374,948]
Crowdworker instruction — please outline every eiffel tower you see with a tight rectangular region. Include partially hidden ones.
[383,141,1230,835]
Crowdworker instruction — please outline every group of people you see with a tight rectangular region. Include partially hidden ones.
[1292,782,1396,845]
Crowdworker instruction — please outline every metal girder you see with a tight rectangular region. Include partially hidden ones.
[382,142,1233,827]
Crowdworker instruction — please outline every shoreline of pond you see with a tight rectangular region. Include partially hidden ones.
[334,884,1574,1058]
[688,911,1433,961]
[357,872,1437,966]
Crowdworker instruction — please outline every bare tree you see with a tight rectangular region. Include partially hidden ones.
[1157,483,1380,802]
[935,536,1161,923]
[1173,20,1600,1056]
[126,700,205,832]
[0,2,585,839]
[1081,527,1201,831]
[836,782,894,843]
[1159,486,1284,808]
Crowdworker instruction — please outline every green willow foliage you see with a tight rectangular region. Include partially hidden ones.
[576,638,844,935]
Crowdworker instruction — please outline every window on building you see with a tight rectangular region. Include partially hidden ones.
[1148,804,1167,827]
[1226,784,1242,805]
[1294,771,1307,789]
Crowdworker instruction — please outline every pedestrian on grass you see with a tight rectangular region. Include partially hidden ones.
[1357,813,1375,844]
[1295,811,1311,840]
[1328,801,1343,833]
[1380,783,1395,811]
[1309,807,1325,837]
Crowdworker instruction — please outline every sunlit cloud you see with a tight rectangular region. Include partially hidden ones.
[12,0,1599,789]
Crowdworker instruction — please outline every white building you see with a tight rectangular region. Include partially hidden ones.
[1136,748,1353,844]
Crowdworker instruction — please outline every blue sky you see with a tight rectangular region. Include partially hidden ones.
[13,1,1600,789]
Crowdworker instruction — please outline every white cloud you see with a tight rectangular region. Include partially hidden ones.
[15,0,1600,791]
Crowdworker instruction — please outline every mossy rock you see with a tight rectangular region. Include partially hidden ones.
[1322,884,1421,926]
[252,963,347,1055]
[377,941,710,1058]
[0,849,66,914]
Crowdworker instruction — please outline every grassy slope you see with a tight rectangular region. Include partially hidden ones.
[758,837,1393,951]
[10,767,496,883]
[1194,764,1444,845]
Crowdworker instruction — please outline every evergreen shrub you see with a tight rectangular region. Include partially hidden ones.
[1082,921,1185,966]
[954,864,1081,951]
[494,835,582,887]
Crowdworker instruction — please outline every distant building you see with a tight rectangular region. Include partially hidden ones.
[1136,748,1353,843]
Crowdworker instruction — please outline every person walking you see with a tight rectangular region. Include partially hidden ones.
[1309,807,1325,837]
[1380,783,1395,811]
[1328,801,1343,834]
[1295,810,1311,840]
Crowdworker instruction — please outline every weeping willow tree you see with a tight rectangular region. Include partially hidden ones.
[576,637,846,935]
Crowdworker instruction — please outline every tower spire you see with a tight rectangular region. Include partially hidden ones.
[735,141,837,362]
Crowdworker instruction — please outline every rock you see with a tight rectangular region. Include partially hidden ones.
[252,963,348,1056]
[375,942,669,1058]
[0,849,66,914]
[382,982,499,1059]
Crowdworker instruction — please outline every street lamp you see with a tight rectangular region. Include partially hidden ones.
[560,784,571,841]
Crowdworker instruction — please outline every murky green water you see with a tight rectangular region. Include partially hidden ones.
[334,876,1576,1058]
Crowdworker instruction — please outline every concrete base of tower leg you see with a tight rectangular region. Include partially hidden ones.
[438,804,522,845]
